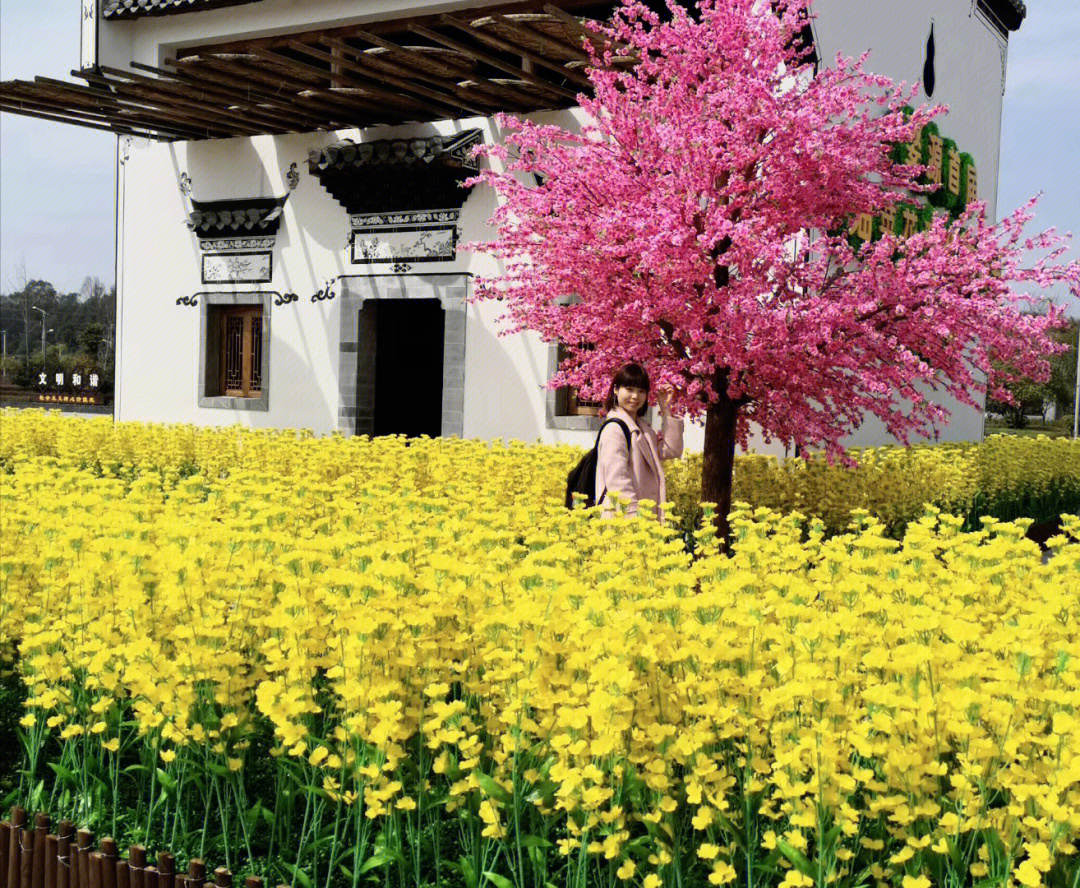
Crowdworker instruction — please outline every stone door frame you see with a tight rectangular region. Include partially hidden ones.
[337,274,467,437]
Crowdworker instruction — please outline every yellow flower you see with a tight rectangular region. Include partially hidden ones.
[227,758,243,772]
[19,714,36,728]
[615,860,635,881]
[642,876,662,888]
[902,877,931,888]
[1015,860,1043,887]
[101,738,120,753]
[697,844,719,860]
[160,749,177,764]
[708,862,737,886]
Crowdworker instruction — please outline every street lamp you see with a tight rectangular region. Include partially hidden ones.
[31,306,46,353]
[1,329,6,383]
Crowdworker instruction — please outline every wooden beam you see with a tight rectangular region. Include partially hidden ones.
[324,32,530,112]
[282,40,459,118]
[34,74,230,137]
[439,14,593,88]
[108,63,303,131]
[178,56,352,127]
[28,77,213,138]
[240,46,418,123]
[75,69,263,135]
[407,24,580,102]
[491,13,591,63]
[153,59,333,129]
[540,3,634,58]
[0,97,159,138]
[315,37,489,116]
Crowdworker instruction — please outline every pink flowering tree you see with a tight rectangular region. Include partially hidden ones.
[466,0,1079,538]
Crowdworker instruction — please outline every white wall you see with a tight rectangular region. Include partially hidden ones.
[814,0,1009,447]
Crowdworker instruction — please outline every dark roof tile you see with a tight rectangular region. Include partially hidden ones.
[102,0,261,19]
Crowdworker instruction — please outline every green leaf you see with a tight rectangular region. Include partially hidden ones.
[357,854,395,875]
[475,771,512,806]
[482,872,516,888]
[156,768,177,793]
[282,863,313,888]
[47,762,79,788]
[518,835,552,850]
[775,839,819,880]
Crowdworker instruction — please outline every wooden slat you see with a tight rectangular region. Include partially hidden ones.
[322,35,536,114]
[490,13,591,62]
[28,77,215,139]
[439,15,592,87]
[287,40,473,118]
[178,56,351,126]
[281,41,459,117]
[240,45,414,119]
[127,62,326,130]
[54,75,237,138]
[29,74,217,136]
[0,98,157,137]
[407,24,580,101]
[155,59,334,129]
[85,68,281,133]
[317,37,497,114]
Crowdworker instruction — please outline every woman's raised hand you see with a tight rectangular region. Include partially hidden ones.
[657,387,673,416]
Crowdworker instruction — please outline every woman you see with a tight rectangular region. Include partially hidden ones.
[594,363,684,523]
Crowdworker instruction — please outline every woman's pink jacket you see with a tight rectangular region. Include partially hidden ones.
[594,405,684,522]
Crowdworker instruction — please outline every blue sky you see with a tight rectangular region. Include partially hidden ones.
[1,1,1077,311]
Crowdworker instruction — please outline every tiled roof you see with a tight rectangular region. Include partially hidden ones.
[102,0,262,19]
[980,0,1027,31]
[187,196,287,237]
[307,130,484,172]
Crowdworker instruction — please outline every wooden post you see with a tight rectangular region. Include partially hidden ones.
[243,878,262,888]
[88,854,104,888]
[44,835,59,888]
[127,847,146,888]
[19,826,33,888]
[99,841,117,888]
[75,830,93,888]
[55,823,74,888]
[142,865,158,888]
[183,860,204,888]
[212,869,230,888]
[31,814,49,888]
[7,808,27,888]
[0,819,10,888]
[155,854,173,888]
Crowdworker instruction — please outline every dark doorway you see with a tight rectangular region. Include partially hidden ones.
[362,298,444,439]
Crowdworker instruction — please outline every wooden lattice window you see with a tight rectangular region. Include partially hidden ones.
[557,341,601,417]
[211,305,262,398]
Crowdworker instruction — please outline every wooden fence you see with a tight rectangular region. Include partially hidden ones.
[0,809,281,888]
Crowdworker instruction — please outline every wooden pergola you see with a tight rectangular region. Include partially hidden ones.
[0,0,632,141]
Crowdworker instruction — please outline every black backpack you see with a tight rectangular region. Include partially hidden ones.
[565,418,632,509]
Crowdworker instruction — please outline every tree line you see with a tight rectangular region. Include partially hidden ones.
[1,268,116,397]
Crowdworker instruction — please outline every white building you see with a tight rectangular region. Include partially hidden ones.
[0,0,1026,450]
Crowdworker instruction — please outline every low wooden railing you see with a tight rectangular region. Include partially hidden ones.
[0,809,279,888]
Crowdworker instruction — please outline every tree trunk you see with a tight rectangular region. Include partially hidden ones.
[701,388,740,551]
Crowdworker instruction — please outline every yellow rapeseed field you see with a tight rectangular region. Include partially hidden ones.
[1,409,1079,888]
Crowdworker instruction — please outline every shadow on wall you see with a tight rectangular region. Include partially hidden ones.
[181,140,272,202]
[464,305,540,443]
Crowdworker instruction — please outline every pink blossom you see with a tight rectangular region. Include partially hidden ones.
[464,0,1079,460]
